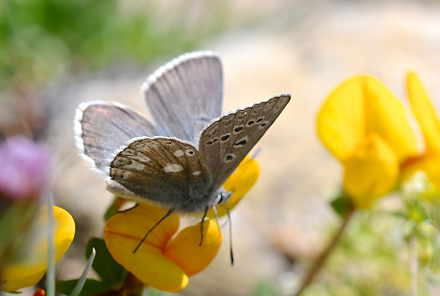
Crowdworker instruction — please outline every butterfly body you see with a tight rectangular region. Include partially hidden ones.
[75,51,291,214]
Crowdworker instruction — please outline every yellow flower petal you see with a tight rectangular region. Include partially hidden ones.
[105,204,179,249]
[343,134,398,209]
[317,75,417,162]
[3,270,46,292]
[207,155,260,218]
[317,76,365,160]
[165,219,222,276]
[104,204,186,293]
[407,72,440,154]
[3,206,75,291]
[401,154,440,188]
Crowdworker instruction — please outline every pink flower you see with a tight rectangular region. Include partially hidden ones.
[0,136,50,200]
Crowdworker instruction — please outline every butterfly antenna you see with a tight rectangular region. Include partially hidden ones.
[133,209,173,254]
[199,207,209,246]
[226,201,234,265]
[251,147,262,159]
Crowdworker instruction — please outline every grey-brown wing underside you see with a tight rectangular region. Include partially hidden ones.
[142,51,223,145]
[74,101,157,172]
[199,93,291,189]
[109,137,212,212]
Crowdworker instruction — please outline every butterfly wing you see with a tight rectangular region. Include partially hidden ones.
[109,137,214,212]
[199,93,291,189]
[142,51,223,144]
[74,101,157,173]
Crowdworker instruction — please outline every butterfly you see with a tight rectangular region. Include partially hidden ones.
[74,51,291,252]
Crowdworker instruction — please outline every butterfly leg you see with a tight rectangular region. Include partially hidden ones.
[199,207,209,246]
[133,209,173,253]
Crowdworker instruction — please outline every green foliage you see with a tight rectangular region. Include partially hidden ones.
[302,210,415,296]
[57,238,127,295]
[0,0,228,90]
[300,174,440,296]
[252,278,275,296]
[330,189,352,218]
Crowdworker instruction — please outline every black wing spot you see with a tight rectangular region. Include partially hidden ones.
[224,153,236,162]
[259,121,269,129]
[212,137,219,143]
[256,116,264,123]
[246,120,255,127]
[221,134,231,142]
[233,126,244,134]
[233,137,248,147]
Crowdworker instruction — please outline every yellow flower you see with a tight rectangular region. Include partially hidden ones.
[104,156,260,292]
[317,75,418,209]
[104,204,221,293]
[2,206,75,292]
[402,72,440,187]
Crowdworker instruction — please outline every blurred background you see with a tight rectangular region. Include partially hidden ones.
[2,0,440,295]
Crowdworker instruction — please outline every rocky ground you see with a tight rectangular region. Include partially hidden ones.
[32,0,440,295]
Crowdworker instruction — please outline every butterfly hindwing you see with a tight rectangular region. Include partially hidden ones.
[109,137,213,212]
[75,102,157,172]
[142,51,223,144]
[199,93,291,189]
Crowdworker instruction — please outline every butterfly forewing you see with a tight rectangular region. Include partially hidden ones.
[109,137,213,212]
[199,94,291,189]
[75,102,157,172]
[142,51,223,144]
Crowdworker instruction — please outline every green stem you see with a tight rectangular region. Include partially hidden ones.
[46,193,55,296]
[294,204,355,296]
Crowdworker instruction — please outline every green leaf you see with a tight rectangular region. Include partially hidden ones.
[85,237,127,287]
[56,279,108,296]
[71,247,96,296]
[330,192,352,218]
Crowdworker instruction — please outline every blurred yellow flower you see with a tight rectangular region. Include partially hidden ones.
[2,206,75,292]
[402,72,440,187]
[317,75,418,209]
[104,155,259,292]
[104,204,221,293]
